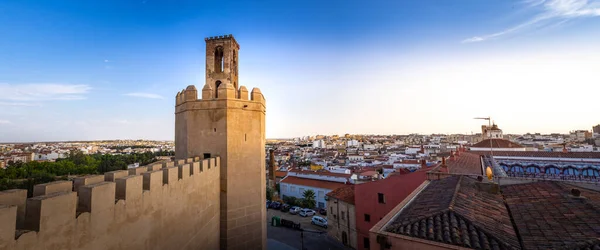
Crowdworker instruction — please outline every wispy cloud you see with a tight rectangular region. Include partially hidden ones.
[0,102,42,107]
[124,92,164,99]
[0,120,11,124]
[463,0,600,43]
[0,83,91,101]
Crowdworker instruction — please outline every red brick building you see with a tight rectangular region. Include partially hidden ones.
[354,167,433,249]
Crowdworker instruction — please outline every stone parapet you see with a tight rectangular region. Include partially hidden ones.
[0,157,221,250]
[175,84,266,109]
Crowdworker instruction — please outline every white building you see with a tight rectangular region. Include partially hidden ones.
[405,146,421,155]
[347,155,364,161]
[347,139,359,147]
[34,152,65,161]
[313,139,325,148]
[279,170,354,208]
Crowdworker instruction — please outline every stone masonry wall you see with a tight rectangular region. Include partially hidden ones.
[0,157,221,250]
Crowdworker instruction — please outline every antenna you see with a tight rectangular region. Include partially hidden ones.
[474,116,494,178]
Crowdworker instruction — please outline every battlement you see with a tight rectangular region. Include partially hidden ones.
[0,157,221,250]
[175,84,265,109]
[204,34,235,42]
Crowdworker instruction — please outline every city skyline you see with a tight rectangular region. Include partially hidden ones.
[1,0,600,142]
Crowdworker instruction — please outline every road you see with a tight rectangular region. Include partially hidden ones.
[266,208,351,250]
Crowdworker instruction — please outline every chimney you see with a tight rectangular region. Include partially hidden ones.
[420,145,425,154]
[421,159,427,169]
[571,188,581,197]
[562,144,568,153]
[456,147,461,156]
[440,157,449,173]
[450,150,455,160]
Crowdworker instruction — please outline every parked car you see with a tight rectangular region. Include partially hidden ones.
[269,201,281,210]
[289,206,301,215]
[281,204,291,212]
[311,216,328,228]
[299,208,316,217]
[318,208,327,215]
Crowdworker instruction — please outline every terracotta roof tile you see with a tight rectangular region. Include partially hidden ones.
[475,151,600,159]
[289,169,352,178]
[440,152,483,175]
[326,186,355,205]
[386,176,519,249]
[472,139,523,149]
[503,181,600,250]
[280,176,350,190]
[275,171,287,178]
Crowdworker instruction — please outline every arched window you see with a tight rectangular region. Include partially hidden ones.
[215,80,222,98]
[511,166,524,173]
[501,165,509,172]
[526,166,540,173]
[214,46,224,73]
[232,50,237,75]
[582,168,599,177]
[564,168,578,176]
[545,167,560,174]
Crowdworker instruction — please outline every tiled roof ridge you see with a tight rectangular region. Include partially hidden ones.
[448,175,463,210]
[388,209,520,249]
[451,211,520,250]
[556,238,600,250]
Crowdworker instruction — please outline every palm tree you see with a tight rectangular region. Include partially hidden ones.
[302,189,316,208]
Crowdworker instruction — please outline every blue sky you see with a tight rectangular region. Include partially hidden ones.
[1,0,600,142]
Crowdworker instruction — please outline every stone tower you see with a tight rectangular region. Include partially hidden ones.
[174,34,266,250]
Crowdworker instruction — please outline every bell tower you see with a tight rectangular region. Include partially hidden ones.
[205,34,239,97]
[175,34,266,250]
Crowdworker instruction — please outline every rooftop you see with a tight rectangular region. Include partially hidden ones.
[471,139,524,149]
[385,176,519,249]
[475,151,600,159]
[326,185,355,205]
[379,176,600,250]
[503,182,600,249]
[280,176,350,190]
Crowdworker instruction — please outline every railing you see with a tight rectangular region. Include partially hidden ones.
[504,172,600,182]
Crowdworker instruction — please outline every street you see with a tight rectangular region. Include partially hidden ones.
[266,209,351,250]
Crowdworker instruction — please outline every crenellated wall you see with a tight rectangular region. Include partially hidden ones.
[0,157,221,250]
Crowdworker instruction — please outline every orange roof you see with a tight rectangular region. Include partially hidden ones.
[275,171,287,178]
[289,169,352,178]
[360,171,378,176]
[471,139,523,149]
[327,186,355,205]
[281,176,350,190]
[444,152,483,175]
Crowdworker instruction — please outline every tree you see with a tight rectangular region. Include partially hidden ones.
[266,187,274,200]
[302,189,316,208]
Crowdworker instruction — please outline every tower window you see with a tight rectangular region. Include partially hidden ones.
[233,50,237,75]
[214,46,224,73]
[245,133,247,141]
[214,128,216,132]
[215,81,222,98]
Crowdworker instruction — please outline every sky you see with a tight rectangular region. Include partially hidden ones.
[0,0,599,142]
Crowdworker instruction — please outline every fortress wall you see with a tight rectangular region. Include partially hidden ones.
[0,157,221,250]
